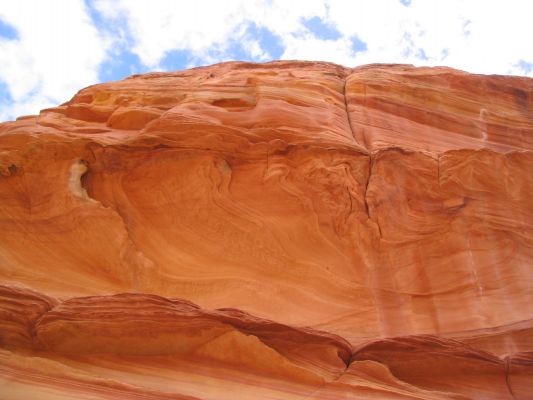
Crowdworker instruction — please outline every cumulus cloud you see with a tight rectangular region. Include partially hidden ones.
[92,0,327,68]
[92,0,533,75]
[0,0,108,121]
[0,0,532,121]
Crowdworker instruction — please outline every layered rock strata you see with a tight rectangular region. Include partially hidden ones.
[0,61,532,399]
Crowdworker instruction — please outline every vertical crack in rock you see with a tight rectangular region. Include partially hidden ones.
[341,71,369,152]
[363,157,372,219]
[342,74,358,146]
[342,72,381,238]
[364,155,383,239]
[346,186,353,218]
[504,356,517,400]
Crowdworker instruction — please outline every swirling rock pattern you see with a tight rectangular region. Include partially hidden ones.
[0,61,532,399]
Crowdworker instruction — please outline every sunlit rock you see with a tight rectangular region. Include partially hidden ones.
[0,61,531,399]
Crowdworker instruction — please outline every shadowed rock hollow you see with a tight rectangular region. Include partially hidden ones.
[0,61,532,399]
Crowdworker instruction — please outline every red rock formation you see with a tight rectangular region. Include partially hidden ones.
[0,61,531,399]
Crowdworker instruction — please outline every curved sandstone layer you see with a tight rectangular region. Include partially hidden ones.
[0,61,532,399]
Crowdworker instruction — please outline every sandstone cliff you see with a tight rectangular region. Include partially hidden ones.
[0,61,532,399]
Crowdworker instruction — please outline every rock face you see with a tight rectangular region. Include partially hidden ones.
[0,61,532,399]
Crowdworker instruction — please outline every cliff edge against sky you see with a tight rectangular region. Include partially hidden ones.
[0,61,532,399]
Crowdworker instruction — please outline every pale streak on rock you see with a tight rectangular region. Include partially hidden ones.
[68,159,91,201]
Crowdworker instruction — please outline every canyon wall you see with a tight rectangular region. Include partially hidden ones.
[0,61,532,399]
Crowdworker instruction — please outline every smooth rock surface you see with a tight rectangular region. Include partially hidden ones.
[0,61,532,399]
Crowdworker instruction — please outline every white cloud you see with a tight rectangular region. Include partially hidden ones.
[93,0,327,68]
[1,0,532,121]
[306,0,533,75]
[93,0,533,75]
[0,0,107,121]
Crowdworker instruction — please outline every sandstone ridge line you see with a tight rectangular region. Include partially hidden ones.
[0,60,532,399]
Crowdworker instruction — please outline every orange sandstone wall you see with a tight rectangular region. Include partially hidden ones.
[0,61,532,399]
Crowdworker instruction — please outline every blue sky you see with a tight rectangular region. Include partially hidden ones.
[0,0,532,121]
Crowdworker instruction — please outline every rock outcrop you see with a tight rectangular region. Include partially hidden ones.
[0,61,531,399]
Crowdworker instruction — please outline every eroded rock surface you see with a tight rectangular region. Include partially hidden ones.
[0,61,532,399]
